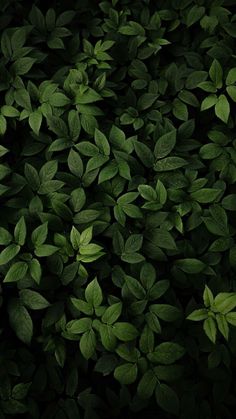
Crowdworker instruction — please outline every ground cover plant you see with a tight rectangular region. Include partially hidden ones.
[1,0,236,418]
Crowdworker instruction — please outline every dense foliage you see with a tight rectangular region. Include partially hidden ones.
[1,0,236,418]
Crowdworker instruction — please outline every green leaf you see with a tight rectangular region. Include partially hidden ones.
[39,160,58,182]
[34,244,58,257]
[79,243,103,255]
[8,299,33,344]
[94,128,110,156]
[191,188,220,203]
[186,71,208,89]
[134,141,154,168]
[31,223,48,247]
[215,94,230,123]
[154,157,187,172]
[0,244,20,266]
[4,262,28,283]
[14,216,26,246]
[75,87,101,105]
[113,322,138,341]
[79,329,96,359]
[80,226,93,246]
[0,145,9,157]
[24,163,40,191]
[102,302,122,325]
[154,130,176,159]
[209,59,223,88]
[203,286,214,307]
[203,317,217,343]
[155,383,179,416]
[121,252,145,263]
[137,93,158,111]
[147,342,185,365]
[138,185,157,201]
[11,57,36,75]
[201,94,218,111]
[29,258,42,284]
[226,67,236,85]
[226,312,236,326]
[175,258,206,274]
[1,400,27,414]
[200,143,222,159]
[197,81,217,93]
[68,149,83,178]
[29,110,42,135]
[0,227,12,245]
[222,194,236,211]
[12,383,31,400]
[150,304,182,322]
[154,365,183,382]
[14,88,32,111]
[125,275,146,299]
[216,313,229,340]
[125,234,143,253]
[213,293,236,314]
[0,164,11,181]
[148,228,177,250]
[122,204,143,219]
[68,110,81,140]
[98,161,118,184]
[187,309,208,321]
[1,105,20,118]
[173,98,188,121]
[0,115,7,136]
[114,363,137,384]
[94,354,117,376]
[226,85,236,102]
[67,318,92,334]
[19,289,50,310]
[49,92,70,107]
[99,324,117,351]
[70,298,93,315]
[137,369,157,399]
[148,280,169,300]
[119,21,145,36]
[186,5,205,27]
[85,278,103,307]
[70,226,80,250]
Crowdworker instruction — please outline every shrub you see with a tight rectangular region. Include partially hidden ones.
[1,1,236,418]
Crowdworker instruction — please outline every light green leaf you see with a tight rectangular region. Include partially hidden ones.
[94,128,110,156]
[79,329,96,359]
[203,317,217,343]
[154,157,187,172]
[19,289,50,310]
[201,94,218,111]
[0,244,20,266]
[29,110,42,135]
[187,308,208,321]
[4,262,28,283]
[0,227,12,245]
[226,85,236,102]
[31,223,48,247]
[215,94,230,123]
[14,216,27,246]
[102,302,122,325]
[85,278,103,307]
[209,59,223,88]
